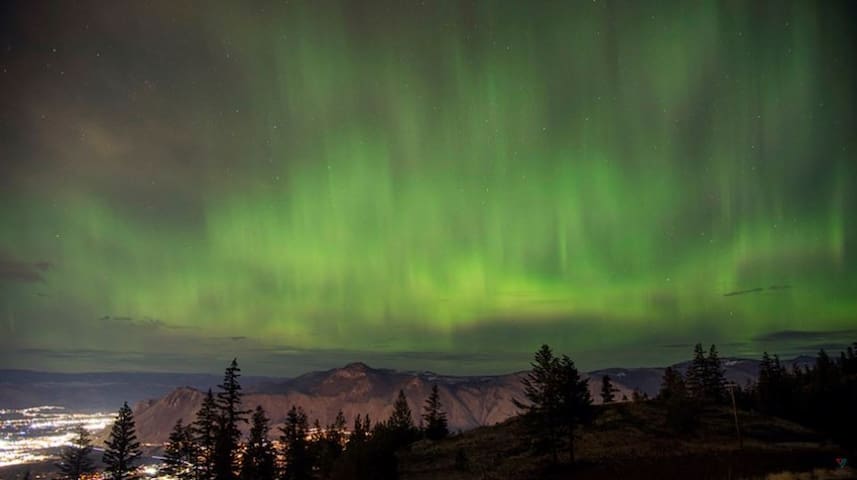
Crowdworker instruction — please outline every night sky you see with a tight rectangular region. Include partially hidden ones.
[1,1,856,375]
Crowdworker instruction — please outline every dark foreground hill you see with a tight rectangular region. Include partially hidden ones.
[399,401,856,480]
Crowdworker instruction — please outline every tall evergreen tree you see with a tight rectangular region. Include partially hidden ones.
[350,414,367,444]
[657,367,686,401]
[362,414,371,437]
[240,406,276,480]
[685,343,707,400]
[555,355,593,464]
[102,402,142,480]
[422,384,449,441]
[387,389,417,444]
[280,406,312,480]
[316,410,348,478]
[658,366,696,432]
[326,410,347,450]
[214,358,250,480]
[192,389,218,479]
[600,375,617,404]
[705,344,727,403]
[56,426,95,480]
[514,344,562,463]
[164,419,196,480]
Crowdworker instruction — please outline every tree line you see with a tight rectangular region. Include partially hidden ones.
[654,341,857,447]
[55,359,448,480]
[57,342,857,478]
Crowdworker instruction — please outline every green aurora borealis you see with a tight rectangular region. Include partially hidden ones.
[1,1,856,374]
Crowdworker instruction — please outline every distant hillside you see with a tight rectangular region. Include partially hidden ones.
[127,357,798,444]
[133,363,528,443]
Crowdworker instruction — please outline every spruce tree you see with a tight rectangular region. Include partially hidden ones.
[240,406,276,480]
[600,375,617,404]
[422,384,449,441]
[657,367,686,401]
[388,389,417,444]
[555,355,592,464]
[164,419,196,480]
[362,414,371,436]
[514,344,561,463]
[658,366,696,432]
[705,344,727,403]
[350,414,367,444]
[214,358,250,480]
[326,410,347,451]
[686,343,707,400]
[192,389,218,479]
[280,405,312,480]
[102,402,142,480]
[316,410,347,478]
[56,425,95,480]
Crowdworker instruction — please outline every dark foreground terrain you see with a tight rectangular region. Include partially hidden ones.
[2,401,854,480]
[399,401,856,480]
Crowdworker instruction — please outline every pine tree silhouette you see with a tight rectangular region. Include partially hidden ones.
[422,384,449,440]
[515,345,592,464]
[280,405,312,480]
[600,375,617,404]
[192,389,218,479]
[214,358,250,480]
[240,406,276,480]
[685,343,707,400]
[705,344,726,403]
[56,425,95,480]
[164,419,195,480]
[555,354,592,464]
[102,402,142,480]
[350,414,367,444]
[388,389,417,444]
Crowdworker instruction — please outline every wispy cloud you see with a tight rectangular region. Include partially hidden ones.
[0,252,52,283]
[723,285,792,297]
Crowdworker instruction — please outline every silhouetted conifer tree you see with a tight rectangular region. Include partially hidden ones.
[240,406,276,480]
[192,389,218,479]
[600,375,617,404]
[164,419,196,480]
[556,355,593,464]
[515,345,592,464]
[214,358,250,480]
[102,402,142,480]
[280,406,312,480]
[686,343,707,400]
[315,410,347,478]
[514,344,561,462]
[705,344,727,403]
[56,425,95,480]
[387,390,417,444]
[422,384,449,440]
[350,414,367,444]
[658,366,697,432]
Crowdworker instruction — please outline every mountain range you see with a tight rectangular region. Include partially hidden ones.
[1,355,818,444]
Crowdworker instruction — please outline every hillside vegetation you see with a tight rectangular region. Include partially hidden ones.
[400,401,848,480]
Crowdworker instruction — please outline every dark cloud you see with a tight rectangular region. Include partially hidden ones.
[752,329,857,343]
[723,285,794,297]
[99,315,188,330]
[0,254,52,283]
[723,287,764,297]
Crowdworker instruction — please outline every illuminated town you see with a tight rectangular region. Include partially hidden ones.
[0,406,114,468]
